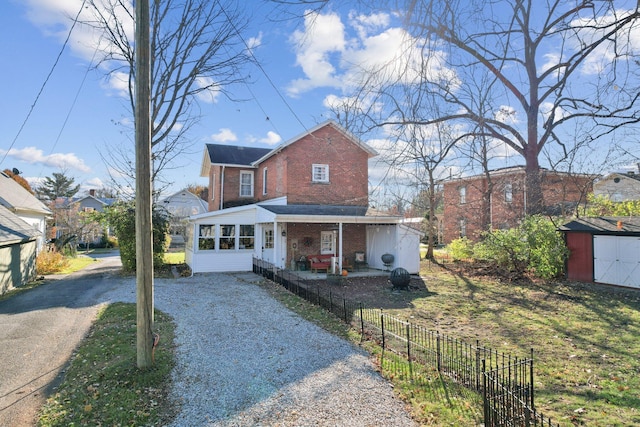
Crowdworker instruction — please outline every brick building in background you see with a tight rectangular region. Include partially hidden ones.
[442,166,594,243]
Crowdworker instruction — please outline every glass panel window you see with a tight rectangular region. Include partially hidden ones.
[459,186,466,204]
[240,171,254,197]
[312,164,329,183]
[459,219,467,238]
[198,224,216,250]
[239,225,255,250]
[264,229,274,249]
[504,183,513,203]
[220,225,236,250]
[320,231,335,254]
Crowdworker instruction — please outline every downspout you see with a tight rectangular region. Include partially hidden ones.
[220,165,225,210]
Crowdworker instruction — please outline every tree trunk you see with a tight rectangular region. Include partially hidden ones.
[524,146,543,215]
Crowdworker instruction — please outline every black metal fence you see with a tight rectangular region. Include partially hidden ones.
[252,258,559,427]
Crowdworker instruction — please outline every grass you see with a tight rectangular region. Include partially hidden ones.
[38,303,177,426]
[391,261,640,426]
[54,256,98,275]
[163,252,185,264]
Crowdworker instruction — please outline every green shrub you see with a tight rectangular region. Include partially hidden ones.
[93,202,170,271]
[448,237,474,260]
[472,215,568,279]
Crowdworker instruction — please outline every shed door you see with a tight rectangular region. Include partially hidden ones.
[594,235,640,288]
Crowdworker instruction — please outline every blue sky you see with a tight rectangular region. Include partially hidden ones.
[0,0,402,198]
[2,1,638,205]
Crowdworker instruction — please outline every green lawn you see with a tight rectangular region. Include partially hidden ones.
[387,262,640,426]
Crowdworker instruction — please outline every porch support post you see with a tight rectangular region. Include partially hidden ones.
[338,222,343,270]
[273,219,278,269]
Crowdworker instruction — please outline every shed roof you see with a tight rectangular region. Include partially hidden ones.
[0,204,39,245]
[0,172,52,216]
[559,216,640,234]
[204,144,272,167]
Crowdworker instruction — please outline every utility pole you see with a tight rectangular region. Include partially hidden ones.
[135,0,154,369]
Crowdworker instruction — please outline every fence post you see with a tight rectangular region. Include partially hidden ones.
[436,331,441,372]
[343,299,348,323]
[359,303,365,338]
[482,359,489,427]
[476,340,481,391]
[406,323,412,380]
[381,310,385,350]
[530,348,535,410]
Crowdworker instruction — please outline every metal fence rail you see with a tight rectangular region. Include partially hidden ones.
[253,258,559,427]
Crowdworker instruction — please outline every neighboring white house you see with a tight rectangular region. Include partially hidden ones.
[593,171,640,202]
[161,190,208,245]
[0,172,51,253]
[0,204,39,294]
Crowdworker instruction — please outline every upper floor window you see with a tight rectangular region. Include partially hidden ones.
[504,183,513,203]
[262,167,268,195]
[459,186,466,204]
[312,164,329,183]
[240,171,254,197]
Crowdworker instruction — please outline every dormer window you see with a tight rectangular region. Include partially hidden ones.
[240,171,254,197]
[312,164,329,183]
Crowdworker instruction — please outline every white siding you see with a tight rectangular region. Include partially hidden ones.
[594,235,640,288]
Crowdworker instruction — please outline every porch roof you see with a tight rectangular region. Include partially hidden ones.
[559,216,640,235]
[258,204,402,224]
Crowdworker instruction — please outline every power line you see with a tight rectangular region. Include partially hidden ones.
[1,0,87,168]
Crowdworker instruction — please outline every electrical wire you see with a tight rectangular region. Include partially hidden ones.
[1,0,88,168]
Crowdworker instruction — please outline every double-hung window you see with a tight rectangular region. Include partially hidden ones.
[240,171,254,197]
[459,186,466,204]
[312,164,329,183]
[504,183,513,203]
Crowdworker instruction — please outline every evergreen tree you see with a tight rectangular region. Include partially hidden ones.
[37,172,80,201]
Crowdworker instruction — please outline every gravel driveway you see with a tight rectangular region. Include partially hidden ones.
[105,272,417,426]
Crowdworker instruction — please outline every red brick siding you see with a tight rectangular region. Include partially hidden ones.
[442,170,593,243]
[286,223,367,264]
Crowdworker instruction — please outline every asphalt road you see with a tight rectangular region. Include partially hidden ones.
[0,251,123,427]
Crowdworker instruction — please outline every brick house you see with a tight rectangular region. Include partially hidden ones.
[442,166,593,243]
[186,120,423,274]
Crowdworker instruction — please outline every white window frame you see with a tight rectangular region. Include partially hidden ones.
[312,164,329,183]
[459,218,467,238]
[320,231,335,254]
[264,228,274,249]
[219,224,236,250]
[240,171,254,197]
[198,224,216,251]
[239,225,255,250]
[262,167,268,195]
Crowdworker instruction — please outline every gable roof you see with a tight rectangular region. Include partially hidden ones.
[559,216,640,235]
[0,172,52,216]
[0,204,39,245]
[252,120,378,165]
[200,144,271,177]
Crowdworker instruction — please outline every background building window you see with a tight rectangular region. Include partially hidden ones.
[459,218,467,238]
[198,224,215,250]
[312,164,329,183]
[220,224,236,250]
[504,183,513,203]
[459,186,466,204]
[239,225,255,249]
[240,171,254,197]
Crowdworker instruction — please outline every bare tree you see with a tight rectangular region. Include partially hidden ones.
[85,0,251,193]
[397,0,640,214]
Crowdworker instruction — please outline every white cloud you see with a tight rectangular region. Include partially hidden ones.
[210,128,238,143]
[0,146,91,172]
[195,76,221,104]
[288,10,457,97]
[495,105,519,124]
[259,131,282,145]
[288,11,346,96]
[247,32,263,52]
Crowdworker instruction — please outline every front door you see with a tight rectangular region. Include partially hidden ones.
[262,225,275,264]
